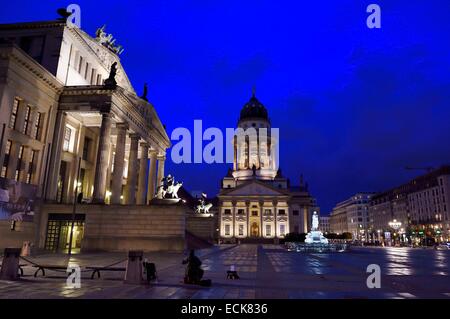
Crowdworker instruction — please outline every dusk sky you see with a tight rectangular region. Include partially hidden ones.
[2,0,450,213]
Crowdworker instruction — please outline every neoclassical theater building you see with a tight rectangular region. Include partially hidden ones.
[0,17,180,252]
[218,93,318,241]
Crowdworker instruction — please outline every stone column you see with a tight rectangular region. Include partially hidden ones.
[125,133,140,204]
[92,113,113,203]
[45,111,66,201]
[136,143,149,205]
[273,200,278,238]
[147,150,158,203]
[156,154,165,186]
[111,123,128,204]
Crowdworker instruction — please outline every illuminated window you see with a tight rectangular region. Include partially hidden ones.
[9,98,19,129]
[1,140,12,178]
[238,224,244,236]
[15,145,24,181]
[33,112,42,140]
[224,224,231,236]
[22,105,31,134]
[26,150,36,184]
[264,209,272,216]
[266,225,271,236]
[279,224,286,236]
[63,126,72,152]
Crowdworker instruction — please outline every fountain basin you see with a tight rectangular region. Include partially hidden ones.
[285,242,350,253]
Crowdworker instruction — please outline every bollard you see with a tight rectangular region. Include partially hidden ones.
[0,248,21,281]
[124,250,143,284]
[21,241,31,257]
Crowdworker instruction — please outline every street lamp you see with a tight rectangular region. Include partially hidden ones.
[388,219,402,246]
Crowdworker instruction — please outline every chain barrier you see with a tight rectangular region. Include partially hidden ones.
[18,256,128,274]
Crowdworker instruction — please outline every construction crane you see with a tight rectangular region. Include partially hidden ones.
[404,166,434,173]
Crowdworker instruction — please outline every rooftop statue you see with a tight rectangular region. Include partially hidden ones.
[104,62,118,87]
[95,25,124,55]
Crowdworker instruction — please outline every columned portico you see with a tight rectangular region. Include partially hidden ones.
[92,112,113,203]
[137,142,149,205]
[147,150,157,203]
[125,133,140,204]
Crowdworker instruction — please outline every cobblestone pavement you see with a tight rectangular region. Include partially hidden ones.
[0,244,449,299]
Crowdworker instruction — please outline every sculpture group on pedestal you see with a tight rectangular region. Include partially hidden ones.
[155,174,183,200]
[195,193,213,214]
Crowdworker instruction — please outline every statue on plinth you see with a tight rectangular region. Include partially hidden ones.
[305,211,328,244]
[155,174,183,200]
[195,193,213,214]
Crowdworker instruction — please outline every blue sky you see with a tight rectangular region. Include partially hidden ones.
[1,1,450,213]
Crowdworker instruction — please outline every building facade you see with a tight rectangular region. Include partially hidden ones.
[330,193,374,240]
[369,166,450,244]
[218,92,318,241]
[0,18,172,251]
[319,216,330,234]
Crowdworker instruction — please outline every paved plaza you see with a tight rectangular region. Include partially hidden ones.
[0,244,449,299]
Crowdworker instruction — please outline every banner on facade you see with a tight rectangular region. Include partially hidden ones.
[0,177,36,222]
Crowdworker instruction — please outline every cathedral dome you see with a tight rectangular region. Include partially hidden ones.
[239,91,269,122]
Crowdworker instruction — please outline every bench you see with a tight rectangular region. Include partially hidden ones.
[86,266,126,279]
[0,263,27,277]
[32,265,69,277]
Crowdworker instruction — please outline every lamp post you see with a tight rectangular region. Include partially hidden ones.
[388,219,402,246]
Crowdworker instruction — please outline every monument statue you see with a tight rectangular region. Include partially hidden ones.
[141,83,148,101]
[155,174,183,200]
[195,193,213,214]
[312,211,319,230]
[305,211,328,244]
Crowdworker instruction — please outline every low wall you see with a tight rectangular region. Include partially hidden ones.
[41,203,186,252]
[0,221,35,251]
[186,213,217,242]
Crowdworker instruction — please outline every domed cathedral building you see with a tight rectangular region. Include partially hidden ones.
[218,91,319,242]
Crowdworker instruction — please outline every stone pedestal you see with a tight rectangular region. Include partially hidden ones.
[0,248,21,281]
[124,250,143,284]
